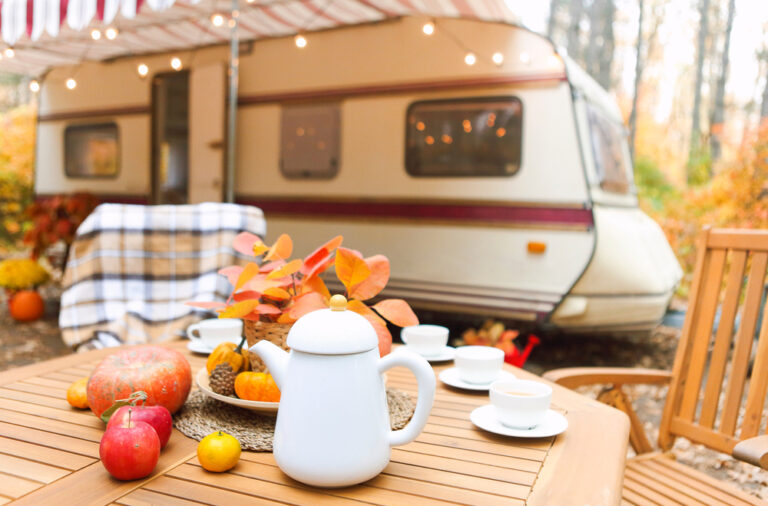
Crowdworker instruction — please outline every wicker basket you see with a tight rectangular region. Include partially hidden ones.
[244,320,292,372]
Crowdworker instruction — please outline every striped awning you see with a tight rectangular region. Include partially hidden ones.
[0,0,519,75]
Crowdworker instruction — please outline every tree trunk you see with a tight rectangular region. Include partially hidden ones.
[585,0,601,76]
[567,0,585,63]
[548,0,560,39]
[761,55,768,123]
[629,0,645,162]
[597,0,616,89]
[710,0,735,161]
[688,0,711,184]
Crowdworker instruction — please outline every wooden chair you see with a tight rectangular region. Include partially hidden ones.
[544,228,768,505]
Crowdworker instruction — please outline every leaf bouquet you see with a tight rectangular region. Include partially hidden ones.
[188,233,418,356]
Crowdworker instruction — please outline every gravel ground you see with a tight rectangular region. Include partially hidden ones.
[0,293,765,499]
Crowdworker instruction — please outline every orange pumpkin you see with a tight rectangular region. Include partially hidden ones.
[66,377,90,409]
[87,346,192,417]
[234,372,281,402]
[9,290,44,322]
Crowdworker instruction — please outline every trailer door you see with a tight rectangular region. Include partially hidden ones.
[189,62,226,203]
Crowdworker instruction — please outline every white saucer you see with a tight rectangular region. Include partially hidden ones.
[196,368,278,414]
[398,346,455,362]
[470,404,568,438]
[438,367,516,391]
[187,340,215,355]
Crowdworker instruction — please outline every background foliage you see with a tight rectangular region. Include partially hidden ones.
[0,106,35,254]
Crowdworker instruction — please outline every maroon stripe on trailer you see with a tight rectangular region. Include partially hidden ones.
[260,5,302,31]
[235,196,594,228]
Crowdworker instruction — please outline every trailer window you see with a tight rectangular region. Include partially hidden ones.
[64,123,119,178]
[280,103,340,179]
[405,97,522,177]
[586,104,631,193]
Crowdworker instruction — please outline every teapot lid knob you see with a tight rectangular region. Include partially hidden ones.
[329,294,347,311]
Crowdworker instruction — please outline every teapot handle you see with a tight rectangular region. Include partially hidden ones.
[378,350,436,447]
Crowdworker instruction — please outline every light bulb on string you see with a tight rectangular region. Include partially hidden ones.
[492,52,504,66]
[105,27,118,40]
[29,80,40,93]
[211,13,224,27]
[137,63,149,77]
[422,21,435,35]
[66,78,77,90]
[464,52,476,66]
[295,34,307,48]
[170,57,182,70]
[91,29,101,40]
[519,52,531,64]
[4,48,14,58]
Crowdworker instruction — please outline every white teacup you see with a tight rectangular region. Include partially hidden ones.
[490,379,552,429]
[186,318,243,348]
[401,325,449,357]
[454,346,504,384]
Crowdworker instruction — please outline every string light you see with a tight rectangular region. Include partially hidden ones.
[464,52,476,66]
[422,21,435,35]
[170,57,182,70]
[519,52,531,64]
[105,27,118,40]
[91,29,101,40]
[137,63,149,77]
[211,13,225,27]
[4,48,14,58]
[492,52,504,66]
[29,80,40,93]
[295,34,307,48]
[66,78,77,90]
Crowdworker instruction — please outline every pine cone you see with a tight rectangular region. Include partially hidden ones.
[209,363,237,396]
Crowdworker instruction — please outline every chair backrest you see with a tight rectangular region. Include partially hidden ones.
[660,228,768,454]
[59,202,265,350]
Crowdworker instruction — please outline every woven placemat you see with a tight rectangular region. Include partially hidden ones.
[174,388,415,451]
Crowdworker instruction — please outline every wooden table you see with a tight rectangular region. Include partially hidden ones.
[0,341,629,505]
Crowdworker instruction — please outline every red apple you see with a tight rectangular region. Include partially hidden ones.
[100,415,160,480]
[107,404,173,448]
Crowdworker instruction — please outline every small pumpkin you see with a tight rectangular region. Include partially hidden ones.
[9,290,45,322]
[206,336,251,374]
[234,372,281,402]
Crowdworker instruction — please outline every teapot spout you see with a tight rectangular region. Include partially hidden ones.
[248,340,289,389]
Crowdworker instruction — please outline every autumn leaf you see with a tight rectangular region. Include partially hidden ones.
[263,287,291,300]
[235,263,260,292]
[372,299,418,327]
[219,300,260,319]
[335,247,371,292]
[348,255,390,301]
[218,265,244,286]
[302,275,330,300]
[266,258,303,280]
[301,235,344,277]
[242,304,283,321]
[233,290,261,302]
[288,292,327,319]
[264,234,293,261]
[348,300,392,356]
[233,232,264,256]
[277,313,296,324]
[185,301,226,310]
[259,260,285,273]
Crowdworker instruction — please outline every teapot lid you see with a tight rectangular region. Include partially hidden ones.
[286,295,379,354]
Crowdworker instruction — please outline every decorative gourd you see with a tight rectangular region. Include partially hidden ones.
[206,336,251,374]
[234,372,281,402]
[87,346,192,417]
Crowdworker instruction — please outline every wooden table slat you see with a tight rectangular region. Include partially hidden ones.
[0,387,81,411]
[116,488,206,506]
[0,398,103,429]
[399,440,542,471]
[0,453,70,483]
[0,437,95,470]
[0,472,43,498]
[0,421,100,458]
[143,475,285,505]
[2,382,66,400]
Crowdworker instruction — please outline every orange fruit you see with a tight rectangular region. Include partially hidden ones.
[66,378,90,409]
[9,290,44,322]
[197,431,241,472]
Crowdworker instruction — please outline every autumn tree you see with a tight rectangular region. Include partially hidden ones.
[709,0,736,162]
[688,0,711,183]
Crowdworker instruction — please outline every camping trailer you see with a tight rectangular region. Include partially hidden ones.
[33,16,682,333]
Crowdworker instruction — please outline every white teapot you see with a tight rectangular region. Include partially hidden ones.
[249,294,435,488]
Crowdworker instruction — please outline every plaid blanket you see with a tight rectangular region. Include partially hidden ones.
[60,203,265,351]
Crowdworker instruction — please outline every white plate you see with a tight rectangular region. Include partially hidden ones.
[187,340,215,355]
[195,368,279,414]
[438,367,516,391]
[470,404,568,438]
[398,346,455,362]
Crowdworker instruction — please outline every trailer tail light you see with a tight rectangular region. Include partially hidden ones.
[527,242,546,254]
